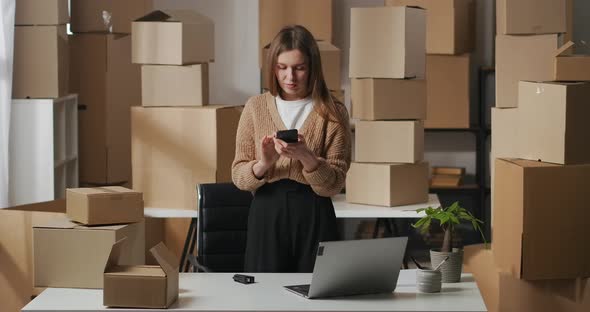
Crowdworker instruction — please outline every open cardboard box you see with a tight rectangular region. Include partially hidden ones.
[104,240,178,308]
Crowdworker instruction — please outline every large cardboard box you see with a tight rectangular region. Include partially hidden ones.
[349,6,426,79]
[13,25,68,99]
[104,241,178,308]
[425,54,470,128]
[517,81,590,165]
[496,0,566,35]
[15,0,69,26]
[351,78,426,121]
[0,200,65,312]
[492,158,590,280]
[355,120,424,164]
[386,0,474,55]
[66,187,144,226]
[70,34,140,185]
[70,0,153,34]
[495,34,557,108]
[132,10,214,65]
[141,64,209,107]
[131,105,242,211]
[262,41,341,91]
[346,162,429,207]
[33,216,145,288]
[464,244,590,312]
[259,0,332,66]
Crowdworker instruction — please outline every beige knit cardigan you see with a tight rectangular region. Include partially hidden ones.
[231,92,352,197]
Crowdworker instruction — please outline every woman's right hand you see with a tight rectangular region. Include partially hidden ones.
[253,135,279,179]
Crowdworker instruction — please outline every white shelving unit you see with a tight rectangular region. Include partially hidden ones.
[9,94,79,206]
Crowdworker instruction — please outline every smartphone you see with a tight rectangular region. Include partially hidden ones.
[276,129,298,143]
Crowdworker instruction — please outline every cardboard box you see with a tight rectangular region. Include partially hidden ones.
[349,6,426,79]
[141,64,209,107]
[465,244,590,312]
[12,25,68,99]
[259,0,332,66]
[386,0,474,54]
[66,187,144,226]
[132,10,214,65]
[346,162,429,207]
[496,0,566,35]
[33,216,145,288]
[70,0,153,34]
[517,81,590,165]
[70,34,140,184]
[355,120,424,164]
[492,158,590,280]
[15,0,69,26]
[351,78,426,121]
[554,41,590,81]
[131,105,242,210]
[104,241,178,308]
[432,167,465,176]
[262,41,340,91]
[425,54,470,128]
[0,200,66,312]
[430,175,462,187]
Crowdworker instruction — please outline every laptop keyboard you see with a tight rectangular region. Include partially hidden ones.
[289,284,310,295]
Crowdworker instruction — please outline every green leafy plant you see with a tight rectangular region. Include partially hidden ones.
[412,202,486,253]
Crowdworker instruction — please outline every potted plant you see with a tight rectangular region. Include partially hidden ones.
[412,201,486,283]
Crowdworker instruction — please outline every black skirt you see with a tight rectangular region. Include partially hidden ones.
[244,179,339,273]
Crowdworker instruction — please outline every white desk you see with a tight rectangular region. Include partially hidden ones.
[332,194,439,219]
[23,270,486,312]
[144,208,199,219]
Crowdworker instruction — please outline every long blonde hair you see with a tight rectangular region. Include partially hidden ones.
[265,25,346,126]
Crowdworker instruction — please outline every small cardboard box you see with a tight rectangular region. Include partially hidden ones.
[496,0,566,35]
[15,0,69,26]
[492,158,590,280]
[142,64,209,107]
[33,216,145,288]
[66,187,144,225]
[70,33,140,184]
[258,0,332,66]
[430,175,462,188]
[346,162,429,207]
[104,240,178,308]
[13,25,68,99]
[432,167,465,176]
[351,78,426,121]
[425,54,470,128]
[131,105,242,210]
[386,0,474,54]
[132,10,214,65]
[355,120,424,164]
[70,0,153,34]
[517,81,590,165]
[262,41,340,91]
[349,6,426,79]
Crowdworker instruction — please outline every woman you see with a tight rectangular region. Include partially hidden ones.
[232,25,351,273]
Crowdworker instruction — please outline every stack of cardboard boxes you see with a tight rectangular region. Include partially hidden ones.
[258,0,343,99]
[345,6,429,207]
[470,1,590,311]
[387,0,475,128]
[69,0,153,188]
[129,10,243,258]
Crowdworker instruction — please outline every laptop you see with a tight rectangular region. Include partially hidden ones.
[284,236,408,299]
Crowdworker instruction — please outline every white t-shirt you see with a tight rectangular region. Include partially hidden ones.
[275,95,314,130]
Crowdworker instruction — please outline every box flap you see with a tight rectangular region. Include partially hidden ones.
[135,10,212,25]
[104,239,126,273]
[498,158,558,168]
[149,242,179,274]
[555,41,575,56]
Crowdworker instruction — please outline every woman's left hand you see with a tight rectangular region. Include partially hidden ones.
[274,134,320,172]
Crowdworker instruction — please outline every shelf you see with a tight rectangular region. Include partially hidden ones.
[425,127,480,133]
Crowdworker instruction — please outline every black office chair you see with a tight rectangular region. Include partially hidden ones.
[188,183,253,272]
